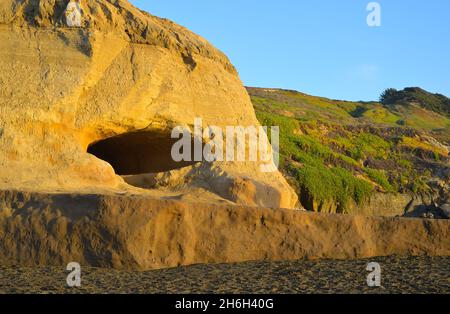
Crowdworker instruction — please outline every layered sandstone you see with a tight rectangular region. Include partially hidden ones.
[0,190,448,270]
[0,0,297,208]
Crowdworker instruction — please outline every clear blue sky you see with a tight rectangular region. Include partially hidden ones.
[130,0,450,101]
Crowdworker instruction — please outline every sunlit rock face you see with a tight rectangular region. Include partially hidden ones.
[0,0,297,208]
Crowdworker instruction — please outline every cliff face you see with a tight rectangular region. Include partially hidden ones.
[1,0,236,72]
[0,2,448,271]
[0,0,297,208]
[0,191,448,270]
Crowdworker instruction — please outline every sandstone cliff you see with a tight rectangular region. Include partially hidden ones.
[0,2,448,271]
[0,190,448,270]
[0,0,297,208]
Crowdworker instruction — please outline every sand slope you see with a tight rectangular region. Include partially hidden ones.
[0,190,448,270]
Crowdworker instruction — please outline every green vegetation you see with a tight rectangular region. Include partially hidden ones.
[249,87,449,213]
[350,133,392,161]
[380,87,450,118]
[399,136,448,158]
[293,164,373,211]
[364,168,393,192]
[249,87,450,136]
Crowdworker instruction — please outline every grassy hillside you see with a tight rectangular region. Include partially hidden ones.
[248,87,450,213]
[380,87,450,118]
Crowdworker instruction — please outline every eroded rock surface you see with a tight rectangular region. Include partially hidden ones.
[0,0,297,208]
[0,190,448,270]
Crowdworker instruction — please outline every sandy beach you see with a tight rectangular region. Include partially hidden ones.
[0,256,448,294]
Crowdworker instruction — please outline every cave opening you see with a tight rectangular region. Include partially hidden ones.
[87,130,196,175]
